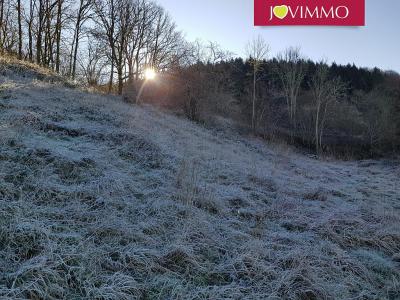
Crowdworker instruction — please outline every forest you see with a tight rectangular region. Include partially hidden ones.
[1,0,399,157]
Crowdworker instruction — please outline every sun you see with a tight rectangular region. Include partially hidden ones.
[144,68,156,80]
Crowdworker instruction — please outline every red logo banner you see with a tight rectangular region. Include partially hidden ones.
[254,0,365,26]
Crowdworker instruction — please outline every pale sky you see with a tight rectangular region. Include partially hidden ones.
[156,0,400,72]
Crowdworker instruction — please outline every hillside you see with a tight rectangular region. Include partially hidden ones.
[0,61,399,299]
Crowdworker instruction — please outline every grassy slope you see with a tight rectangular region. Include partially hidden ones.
[0,59,399,299]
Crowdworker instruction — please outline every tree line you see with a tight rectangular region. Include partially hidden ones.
[146,39,399,158]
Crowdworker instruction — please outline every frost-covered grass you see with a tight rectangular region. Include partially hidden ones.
[0,62,399,299]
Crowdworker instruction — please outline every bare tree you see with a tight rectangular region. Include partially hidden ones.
[169,40,226,121]
[125,0,145,82]
[0,0,18,52]
[275,47,306,129]
[78,34,107,86]
[17,0,22,58]
[69,0,92,78]
[24,0,35,60]
[114,0,133,94]
[42,0,54,65]
[93,0,117,93]
[147,6,182,71]
[246,35,270,133]
[361,88,397,154]
[310,61,346,154]
[205,41,233,64]
[0,0,5,52]
[54,0,63,71]
[35,0,45,64]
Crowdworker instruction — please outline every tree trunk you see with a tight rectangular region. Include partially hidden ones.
[315,102,321,154]
[28,0,33,61]
[36,0,43,64]
[55,0,62,72]
[117,65,123,95]
[108,0,115,93]
[17,0,23,59]
[117,32,125,95]
[108,59,114,93]
[0,0,4,51]
[71,31,80,78]
[70,0,86,79]
[252,67,256,133]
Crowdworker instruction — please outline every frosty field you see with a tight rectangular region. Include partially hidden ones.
[0,61,399,299]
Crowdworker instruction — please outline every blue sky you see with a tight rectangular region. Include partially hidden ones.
[156,0,400,72]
